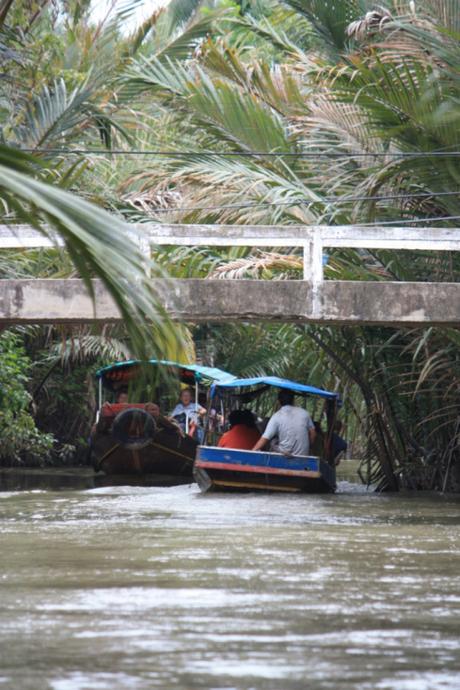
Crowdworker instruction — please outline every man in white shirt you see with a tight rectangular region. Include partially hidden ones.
[252,389,316,456]
[170,388,206,438]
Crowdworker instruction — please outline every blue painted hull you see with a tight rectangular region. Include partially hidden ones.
[194,446,336,493]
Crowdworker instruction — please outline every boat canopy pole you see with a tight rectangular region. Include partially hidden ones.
[193,379,199,436]
[96,377,103,423]
[325,398,338,465]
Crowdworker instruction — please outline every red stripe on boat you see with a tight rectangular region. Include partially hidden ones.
[195,459,320,478]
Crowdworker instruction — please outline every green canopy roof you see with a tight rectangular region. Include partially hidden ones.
[96,359,236,390]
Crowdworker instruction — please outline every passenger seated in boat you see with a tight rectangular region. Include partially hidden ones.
[170,388,206,437]
[144,402,160,419]
[252,389,316,456]
[218,409,261,450]
[95,388,130,433]
[101,388,129,412]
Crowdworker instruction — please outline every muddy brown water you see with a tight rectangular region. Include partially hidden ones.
[0,465,459,690]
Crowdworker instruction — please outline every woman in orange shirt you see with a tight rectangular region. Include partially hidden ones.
[218,409,261,450]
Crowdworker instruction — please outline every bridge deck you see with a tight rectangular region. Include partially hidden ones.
[0,224,459,326]
[0,278,459,326]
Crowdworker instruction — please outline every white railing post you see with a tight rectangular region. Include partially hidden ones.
[303,229,323,285]
[136,230,152,278]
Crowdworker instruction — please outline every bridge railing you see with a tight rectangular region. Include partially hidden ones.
[2,223,460,286]
[1,224,460,325]
[140,225,460,284]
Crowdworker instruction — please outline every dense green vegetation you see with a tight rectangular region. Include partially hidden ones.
[1,0,459,491]
[0,332,53,464]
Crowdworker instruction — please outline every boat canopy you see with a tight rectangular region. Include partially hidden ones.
[96,359,236,391]
[210,375,338,400]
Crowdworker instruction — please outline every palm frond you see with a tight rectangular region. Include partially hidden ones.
[233,11,313,57]
[201,39,307,117]
[346,7,393,40]
[0,0,15,28]
[165,0,206,28]
[282,0,378,53]
[149,10,216,63]
[122,54,192,100]
[0,145,180,360]
[422,0,460,32]
[209,250,302,279]
[49,332,131,367]
[10,77,127,150]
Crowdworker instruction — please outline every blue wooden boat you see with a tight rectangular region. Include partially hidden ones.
[195,446,336,493]
[194,376,339,494]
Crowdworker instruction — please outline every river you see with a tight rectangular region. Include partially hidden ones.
[0,467,459,690]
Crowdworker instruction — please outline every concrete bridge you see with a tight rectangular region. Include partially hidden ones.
[1,224,459,326]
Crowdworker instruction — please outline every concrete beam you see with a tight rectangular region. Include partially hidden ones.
[1,279,459,327]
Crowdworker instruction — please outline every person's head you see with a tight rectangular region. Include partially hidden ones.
[145,402,160,418]
[179,388,193,406]
[228,409,245,428]
[228,409,257,429]
[240,409,257,429]
[116,389,129,404]
[334,420,343,433]
[278,389,295,407]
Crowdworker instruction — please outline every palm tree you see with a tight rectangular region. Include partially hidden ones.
[117,0,460,491]
[0,146,180,358]
[0,1,192,463]
[0,1,194,359]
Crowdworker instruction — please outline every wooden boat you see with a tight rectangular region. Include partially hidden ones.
[91,359,235,483]
[195,446,336,493]
[194,376,339,494]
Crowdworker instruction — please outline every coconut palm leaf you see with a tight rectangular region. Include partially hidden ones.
[123,54,193,100]
[200,39,308,117]
[46,332,131,367]
[235,10,313,57]
[146,11,216,64]
[160,7,217,57]
[122,3,218,74]
[209,250,303,279]
[282,0,378,53]
[10,76,130,151]
[126,56,291,152]
[0,0,15,28]
[416,0,460,34]
[0,145,179,360]
[168,0,206,27]
[190,75,290,153]
[141,152,325,225]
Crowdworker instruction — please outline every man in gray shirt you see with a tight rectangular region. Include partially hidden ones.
[252,390,316,456]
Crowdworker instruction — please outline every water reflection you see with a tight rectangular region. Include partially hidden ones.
[0,470,459,690]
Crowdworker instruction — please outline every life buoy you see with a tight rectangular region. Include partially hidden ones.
[112,408,156,450]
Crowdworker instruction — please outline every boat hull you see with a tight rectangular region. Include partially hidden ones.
[91,427,197,482]
[194,446,336,493]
